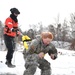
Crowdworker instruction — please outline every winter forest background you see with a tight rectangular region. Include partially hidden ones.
[0,13,75,51]
[0,9,75,75]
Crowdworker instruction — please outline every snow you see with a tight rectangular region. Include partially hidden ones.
[0,48,75,75]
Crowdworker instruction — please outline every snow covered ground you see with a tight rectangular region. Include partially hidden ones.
[0,48,75,75]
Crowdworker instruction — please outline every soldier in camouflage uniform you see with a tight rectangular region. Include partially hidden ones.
[23,32,58,75]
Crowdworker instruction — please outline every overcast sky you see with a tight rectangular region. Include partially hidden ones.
[0,0,75,31]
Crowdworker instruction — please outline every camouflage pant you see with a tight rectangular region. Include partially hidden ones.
[23,54,51,75]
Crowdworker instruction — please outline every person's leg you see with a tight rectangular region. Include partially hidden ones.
[23,54,39,75]
[6,38,15,62]
[4,35,15,67]
[38,59,51,75]
[23,64,37,75]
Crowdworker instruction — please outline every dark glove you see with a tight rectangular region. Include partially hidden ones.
[50,53,57,60]
[48,48,57,55]
[48,48,57,60]
[54,54,57,60]
[12,28,18,32]
[11,27,19,32]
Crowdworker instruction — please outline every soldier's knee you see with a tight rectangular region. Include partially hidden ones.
[25,65,37,74]
[44,65,51,70]
[25,62,38,68]
[41,69,51,75]
[30,66,37,74]
[39,62,51,70]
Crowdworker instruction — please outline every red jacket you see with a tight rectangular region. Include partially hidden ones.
[4,17,19,37]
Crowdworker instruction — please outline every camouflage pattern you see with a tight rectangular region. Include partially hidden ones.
[23,37,57,75]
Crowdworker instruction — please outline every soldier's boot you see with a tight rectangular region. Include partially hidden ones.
[5,60,16,68]
[41,69,51,75]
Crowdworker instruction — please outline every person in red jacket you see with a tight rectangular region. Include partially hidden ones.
[4,8,20,68]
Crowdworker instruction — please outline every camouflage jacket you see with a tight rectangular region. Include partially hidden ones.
[27,37,57,56]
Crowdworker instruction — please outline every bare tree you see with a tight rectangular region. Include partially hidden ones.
[0,21,4,50]
[56,23,62,41]
[70,13,75,50]
[27,29,35,39]
[38,22,43,34]
[48,24,56,40]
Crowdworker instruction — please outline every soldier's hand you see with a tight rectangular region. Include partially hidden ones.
[38,52,45,59]
[50,54,54,59]
[50,54,57,60]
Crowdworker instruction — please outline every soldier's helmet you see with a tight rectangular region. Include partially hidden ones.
[10,8,20,14]
[41,32,53,40]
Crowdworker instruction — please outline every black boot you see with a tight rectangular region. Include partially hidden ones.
[5,61,16,68]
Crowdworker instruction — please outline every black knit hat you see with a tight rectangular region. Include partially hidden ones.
[10,8,20,14]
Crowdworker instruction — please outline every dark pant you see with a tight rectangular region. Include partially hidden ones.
[4,34,15,63]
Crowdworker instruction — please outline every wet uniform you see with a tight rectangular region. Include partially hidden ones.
[23,37,57,75]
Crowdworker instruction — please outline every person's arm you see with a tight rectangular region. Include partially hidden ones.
[5,18,13,29]
[27,39,45,59]
[27,39,38,54]
[5,18,19,32]
[48,44,58,60]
